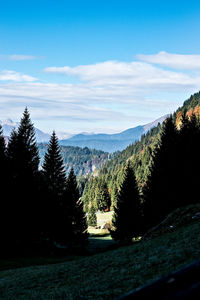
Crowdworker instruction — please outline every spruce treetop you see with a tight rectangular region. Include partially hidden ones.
[42,131,66,194]
[18,107,37,146]
[7,108,39,174]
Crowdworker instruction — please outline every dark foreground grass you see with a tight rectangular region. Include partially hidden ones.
[0,219,200,299]
[0,235,116,272]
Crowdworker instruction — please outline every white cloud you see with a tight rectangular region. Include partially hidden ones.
[9,55,38,61]
[0,54,38,61]
[137,51,200,70]
[1,56,200,133]
[0,70,37,82]
[44,60,200,89]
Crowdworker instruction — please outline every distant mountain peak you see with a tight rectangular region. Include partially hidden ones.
[0,119,18,127]
[143,114,169,133]
[0,118,50,143]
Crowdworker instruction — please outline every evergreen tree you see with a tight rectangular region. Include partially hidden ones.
[81,180,90,212]
[7,108,40,250]
[7,108,39,177]
[176,112,200,207]
[111,183,118,209]
[111,162,141,242]
[0,125,10,253]
[42,131,66,242]
[95,181,111,211]
[17,107,39,175]
[142,116,178,231]
[73,198,88,244]
[42,131,66,196]
[65,168,88,245]
[88,205,97,227]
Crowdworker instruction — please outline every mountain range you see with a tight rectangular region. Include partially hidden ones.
[1,115,168,152]
[59,115,168,152]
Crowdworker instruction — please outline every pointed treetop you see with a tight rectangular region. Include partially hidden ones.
[42,131,66,194]
[17,107,37,146]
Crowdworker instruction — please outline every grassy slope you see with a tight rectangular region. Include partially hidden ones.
[1,209,200,299]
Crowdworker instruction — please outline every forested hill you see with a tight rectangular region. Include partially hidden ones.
[82,91,200,212]
[38,144,113,177]
[176,91,200,126]
[99,91,200,176]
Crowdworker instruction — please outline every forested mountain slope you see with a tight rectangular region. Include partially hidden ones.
[38,144,113,176]
[82,91,200,212]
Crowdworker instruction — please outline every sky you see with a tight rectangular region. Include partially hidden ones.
[1,0,200,135]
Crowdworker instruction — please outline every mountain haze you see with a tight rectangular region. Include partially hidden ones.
[59,115,168,152]
[0,119,50,143]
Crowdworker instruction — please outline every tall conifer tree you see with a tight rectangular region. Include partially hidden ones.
[17,107,39,175]
[42,131,66,242]
[176,112,200,207]
[95,181,111,211]
[42,131,66,195]
[65,168,88,245]
[88,205,97,227]
[7,108,40,249]
[111,162,141,242]
[142,116,178,231]
[0,125,9,253]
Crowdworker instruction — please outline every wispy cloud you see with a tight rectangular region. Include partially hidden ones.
[44,60,200,89]
[0,54,39,61]
[0,70,37,82]
[137,51,200,70]
[1,54,200,133]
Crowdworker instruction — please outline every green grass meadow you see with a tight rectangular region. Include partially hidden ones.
[0,209,200,299]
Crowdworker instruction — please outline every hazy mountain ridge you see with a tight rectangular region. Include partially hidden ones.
[59,115,168,152]
[1,114,168,151]
[0,119,51,143]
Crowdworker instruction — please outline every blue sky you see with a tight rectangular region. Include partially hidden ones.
[1,0,200,135]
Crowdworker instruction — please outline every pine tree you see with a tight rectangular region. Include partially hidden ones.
[81,181,90,212]
[74,198,88,244]
[42,131,66,196]
[111,162,141,243]
[95,181,111,211]
[7,108,39,177]
[142,116,178,231]
[111,183,118,209]
[65,168,88,245]
[0,125,10,253]
[17,107,39,175]
[42,131,66,242]
[7,108,40,250]
[176,112,200,207]
[88,205,97,227]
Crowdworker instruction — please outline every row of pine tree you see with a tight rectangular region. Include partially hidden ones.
[109,112,200,242]
[1,106,200,253]
[0,108,87,256]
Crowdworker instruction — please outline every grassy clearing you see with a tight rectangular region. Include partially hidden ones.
[88,210,113,235]
[1,214,200,299]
